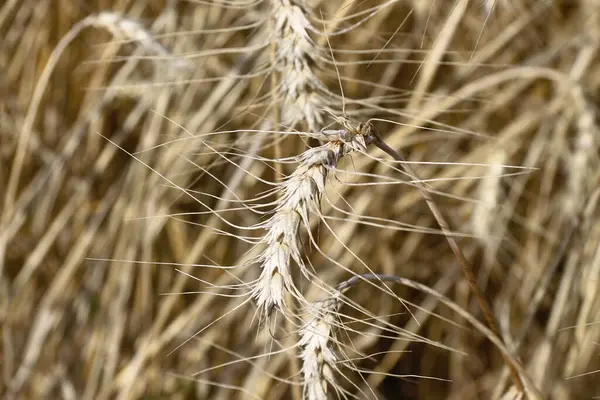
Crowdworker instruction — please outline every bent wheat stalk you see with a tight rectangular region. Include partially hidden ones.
[253,110,525,391]
[371,130,526,393]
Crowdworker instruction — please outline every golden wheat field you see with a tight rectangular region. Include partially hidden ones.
[1,0,600,399]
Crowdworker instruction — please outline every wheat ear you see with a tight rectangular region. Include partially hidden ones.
[271,0,326,131]
[565,101,597,218]
[92,12,192,70]
[298,292,342,400]
[251,126,372,320]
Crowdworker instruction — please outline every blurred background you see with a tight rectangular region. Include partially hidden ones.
[1,0,599,399]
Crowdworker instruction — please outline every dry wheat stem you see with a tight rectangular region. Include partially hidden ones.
[372,136,525,392]
[472,151,505,243]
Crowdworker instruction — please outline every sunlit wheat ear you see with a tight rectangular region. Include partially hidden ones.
[299,292,342,400]
[251,123,375,321]
[271,0,327,131]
